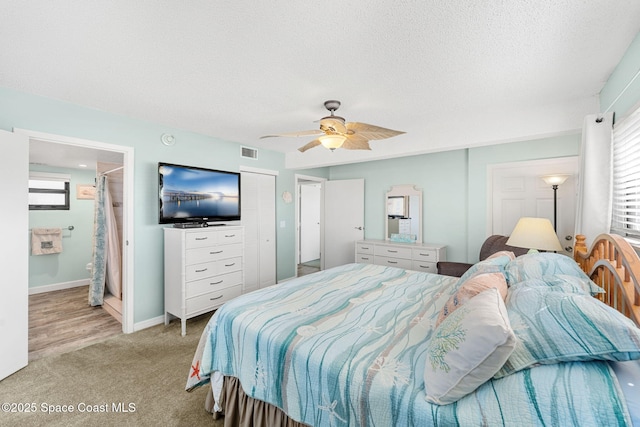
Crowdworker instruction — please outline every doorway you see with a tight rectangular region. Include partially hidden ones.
[487,156,579,256]
[18,128,134,339]
[296,175,325,277]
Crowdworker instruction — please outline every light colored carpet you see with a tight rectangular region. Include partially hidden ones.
[0,313,222,427]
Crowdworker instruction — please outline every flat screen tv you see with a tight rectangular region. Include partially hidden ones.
[158,162,241,224]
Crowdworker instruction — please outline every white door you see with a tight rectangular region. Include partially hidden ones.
[323,179,365,269]
[0,130,29,380]
[490,158,578,255]
[300,183,321,263]
[241,171,276,292]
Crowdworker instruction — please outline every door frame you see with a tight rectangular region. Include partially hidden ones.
[15,128,135,334]
[295,174,326,276]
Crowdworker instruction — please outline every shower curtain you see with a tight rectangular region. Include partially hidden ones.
[88,175,122,306]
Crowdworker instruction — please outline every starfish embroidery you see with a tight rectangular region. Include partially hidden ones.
[190,360,201,381]
[318,399,346,425]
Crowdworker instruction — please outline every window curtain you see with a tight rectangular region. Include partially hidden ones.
[574,112,614,248]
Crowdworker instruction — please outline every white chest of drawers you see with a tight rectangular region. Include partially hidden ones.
[164,226,244,336]
[355,239,446,273]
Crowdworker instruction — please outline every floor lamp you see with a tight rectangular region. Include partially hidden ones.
[542,175,569,232]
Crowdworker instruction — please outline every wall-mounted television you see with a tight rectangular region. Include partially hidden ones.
[158,162,241,224]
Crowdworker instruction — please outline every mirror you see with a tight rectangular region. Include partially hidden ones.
[385,185,422,243]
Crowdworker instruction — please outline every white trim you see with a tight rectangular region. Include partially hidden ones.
[28,279,89,295]
[133,315,165,332]
[239,165,279,176]
[15,128,136,334]
[29,171,71,182]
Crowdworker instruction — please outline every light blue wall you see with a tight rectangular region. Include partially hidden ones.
[600,31,640,118]
[28,165,96,288]
[329,134,581,263]
[0,86,327,323]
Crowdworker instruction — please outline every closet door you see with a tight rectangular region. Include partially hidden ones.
[241,171,276,293]
[0,130,29,380]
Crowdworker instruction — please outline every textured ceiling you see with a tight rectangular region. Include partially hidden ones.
[3,1,640,169]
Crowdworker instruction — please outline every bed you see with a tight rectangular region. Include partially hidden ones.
[186,233,640,426]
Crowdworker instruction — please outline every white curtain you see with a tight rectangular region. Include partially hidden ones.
[574,112,614,248]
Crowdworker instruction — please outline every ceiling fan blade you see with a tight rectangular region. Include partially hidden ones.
[346,122,405,140]
[298,139,322,152]
[342,134,371,150]
[260,129,324,139]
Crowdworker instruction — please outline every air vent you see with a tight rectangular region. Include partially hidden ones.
[241,146,258,159]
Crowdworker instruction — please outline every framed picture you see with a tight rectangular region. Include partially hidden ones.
[76,184,95,200]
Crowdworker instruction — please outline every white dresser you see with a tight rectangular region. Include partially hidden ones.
[164,226,244,336]
[355,239,446,273]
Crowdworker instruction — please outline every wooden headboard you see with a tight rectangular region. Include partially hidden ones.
[574,233,640,327]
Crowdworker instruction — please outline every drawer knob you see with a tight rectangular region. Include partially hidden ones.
[419,253,431,257]
[210,250,223,254]
[195,268,208,273]
[388,260,398,264]
[225,263,235,267]
[211,280,223,285]
[210,295,223,301]
[195,237,208,241]
[224,234,236,238]
[387,250,398,253]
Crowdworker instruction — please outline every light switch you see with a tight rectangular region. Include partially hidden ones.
[280,220,286,228]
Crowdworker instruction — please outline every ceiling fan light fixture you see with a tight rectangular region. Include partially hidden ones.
[319,134,346,151]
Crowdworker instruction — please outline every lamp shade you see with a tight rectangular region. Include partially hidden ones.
[542,175,569,186]
[506,217,563,251]
[319,134,346,150]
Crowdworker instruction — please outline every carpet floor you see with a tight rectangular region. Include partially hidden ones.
[0,313,222,427]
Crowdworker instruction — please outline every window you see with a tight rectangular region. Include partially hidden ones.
[611,108,640,238]
[29,172,71,210]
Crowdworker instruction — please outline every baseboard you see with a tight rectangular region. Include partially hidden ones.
[29,279,90,295]
[133,315,165,332]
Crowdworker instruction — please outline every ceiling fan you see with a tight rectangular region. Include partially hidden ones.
[260,100,406,152]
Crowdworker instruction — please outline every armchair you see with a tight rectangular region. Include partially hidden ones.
[436,235,528,277]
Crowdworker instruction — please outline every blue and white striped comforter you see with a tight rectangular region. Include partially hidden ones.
[187,263,632,426]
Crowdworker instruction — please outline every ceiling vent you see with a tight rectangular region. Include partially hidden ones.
[241,146,258,159]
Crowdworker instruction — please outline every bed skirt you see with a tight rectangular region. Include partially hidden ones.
[207,376,310,427]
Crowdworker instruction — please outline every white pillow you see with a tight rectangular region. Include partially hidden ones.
[424,288,516,405]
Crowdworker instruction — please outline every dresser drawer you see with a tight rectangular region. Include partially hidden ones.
[356,254,374,264]
[218,256,242,275]
[186,270,243,298]
[411,261,437,273]
[185,285,243,315]
[186,243,243,265]
[374,245,412,259]
[185,231,217,249]
[185,261,216,282]
[412,248,438,262]
[356,242,374,255]
[218,230,242,244]
[375,256,412,269]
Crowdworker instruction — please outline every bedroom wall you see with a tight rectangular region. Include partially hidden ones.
[600,30,640,119]
[0,86,328,325]
[329,133,581,263]
[28,165,96,289]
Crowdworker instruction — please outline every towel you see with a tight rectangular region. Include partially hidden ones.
[31,228,63,255]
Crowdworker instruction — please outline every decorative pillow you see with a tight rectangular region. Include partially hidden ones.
[504,252,592,286]
[494,285,640,378]
[425,288,516,405]
[486,250,516,261]
[457,258,508,285]
[508,275,604,296]
[435,270,507,327]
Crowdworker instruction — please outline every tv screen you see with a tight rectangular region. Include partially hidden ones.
[158,162,241,224]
